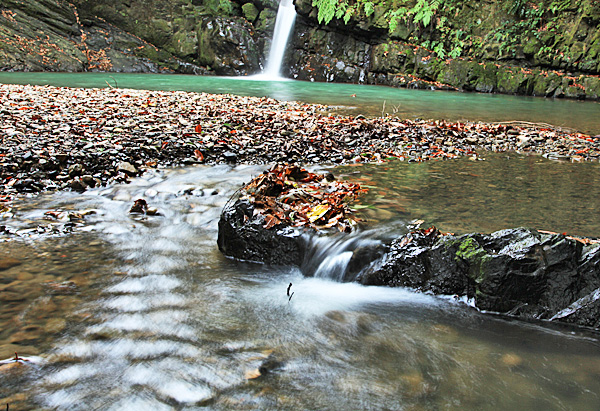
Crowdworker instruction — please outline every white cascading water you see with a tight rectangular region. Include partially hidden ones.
[262,0,297,78]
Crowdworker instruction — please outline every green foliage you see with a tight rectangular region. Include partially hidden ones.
[313,0,337,24]
[549,0,572,13]
[387,6,408,32]
[409,0,441,27]
[205,0,233,15]
[309,0,598,64]
[363,1,375,16]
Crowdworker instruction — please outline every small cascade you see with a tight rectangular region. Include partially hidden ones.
[301,229,396,282]
[262,0,297,79]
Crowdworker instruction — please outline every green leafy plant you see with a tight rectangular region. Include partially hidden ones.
[409,0,441,27]
[313,0,337,24]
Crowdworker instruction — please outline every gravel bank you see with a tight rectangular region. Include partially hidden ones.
[2,84,599,202]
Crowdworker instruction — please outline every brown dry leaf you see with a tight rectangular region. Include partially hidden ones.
[245,369,262,379]
[263,214,281,229]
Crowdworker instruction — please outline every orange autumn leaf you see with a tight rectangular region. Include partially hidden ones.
[195,124,202,133]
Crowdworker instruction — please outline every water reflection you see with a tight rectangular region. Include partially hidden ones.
[336,152,600,237]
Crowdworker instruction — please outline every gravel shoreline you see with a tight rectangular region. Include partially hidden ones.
[2,84,600,202]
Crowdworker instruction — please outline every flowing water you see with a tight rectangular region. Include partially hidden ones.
[2,72,600,135]
[2,154,600,410]
[260,0,297,78]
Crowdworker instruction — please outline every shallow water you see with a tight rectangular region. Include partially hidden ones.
[337,153,600,237]
[1,157,600,409]
[1,72,600,135]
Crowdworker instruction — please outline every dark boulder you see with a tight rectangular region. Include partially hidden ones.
[218,207,600,328]
[360,227,600,327]
[217,199,305,266]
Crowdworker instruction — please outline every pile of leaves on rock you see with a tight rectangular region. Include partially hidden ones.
[240,164,367,232]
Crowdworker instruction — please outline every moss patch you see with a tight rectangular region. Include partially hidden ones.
[455,237,492,284]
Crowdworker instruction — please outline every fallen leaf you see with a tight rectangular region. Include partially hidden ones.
[307,204,330,223]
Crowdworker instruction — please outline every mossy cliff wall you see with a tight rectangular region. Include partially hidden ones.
[1,0,599,99]
[0,0,278,75]
[288,0,600,99]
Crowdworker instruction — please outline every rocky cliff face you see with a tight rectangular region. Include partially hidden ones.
[0,0,278,75]
[287,0,600,100]
[2,0,600,100]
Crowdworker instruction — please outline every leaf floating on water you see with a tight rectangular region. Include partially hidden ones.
[308,204,330,223]
[245,369,262,379]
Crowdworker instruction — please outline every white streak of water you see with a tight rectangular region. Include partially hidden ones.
[258,0,297,79]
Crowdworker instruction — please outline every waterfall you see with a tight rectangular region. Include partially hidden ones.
[262,0,297,79]
[301,230,393,282]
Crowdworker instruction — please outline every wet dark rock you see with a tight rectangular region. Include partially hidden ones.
[358,227,600,328]
[218,199,305,266]
[68,164,84,177]
[129,199,148,214]
[219,206,600,329]
[223,151,238,163]
[69,178,88,192]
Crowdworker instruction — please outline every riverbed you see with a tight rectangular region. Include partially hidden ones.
[2,155,600,410]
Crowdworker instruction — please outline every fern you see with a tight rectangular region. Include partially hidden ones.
[335,0,348,19]
[313,0,337,24]
[344,6,355,24]
[410,0,441,27]
[387,7,408,33]
[363,1,375,17]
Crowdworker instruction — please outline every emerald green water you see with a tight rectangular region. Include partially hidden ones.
[1,72,600,135]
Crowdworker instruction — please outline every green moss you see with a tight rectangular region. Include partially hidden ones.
[242,3,259,22]
[455,237,492,284]
[583,77,600,99]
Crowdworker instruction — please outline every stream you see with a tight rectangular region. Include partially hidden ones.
[2,154,600,410]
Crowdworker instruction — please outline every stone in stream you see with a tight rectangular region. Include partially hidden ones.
[117,161,138,176]
[218,184,600,330]
[218,199,305,266]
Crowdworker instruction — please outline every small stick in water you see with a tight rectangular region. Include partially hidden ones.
[287,283,292,297]
[288,292,294,302]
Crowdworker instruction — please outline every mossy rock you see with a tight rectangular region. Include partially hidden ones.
[255,9,276,33]
[565,84,586,99]
[436,59,495,91]
[141,19,173,48]
[454,237,491,284]
[583,77,600,99]
[371,42,409,73]
[171,30,198,57]
[523,36,542,57]
[242,3,259,22]
[532,72,562,97]
[496,67,534,94]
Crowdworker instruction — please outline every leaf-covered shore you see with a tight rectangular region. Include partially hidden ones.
[2,83,600,204]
